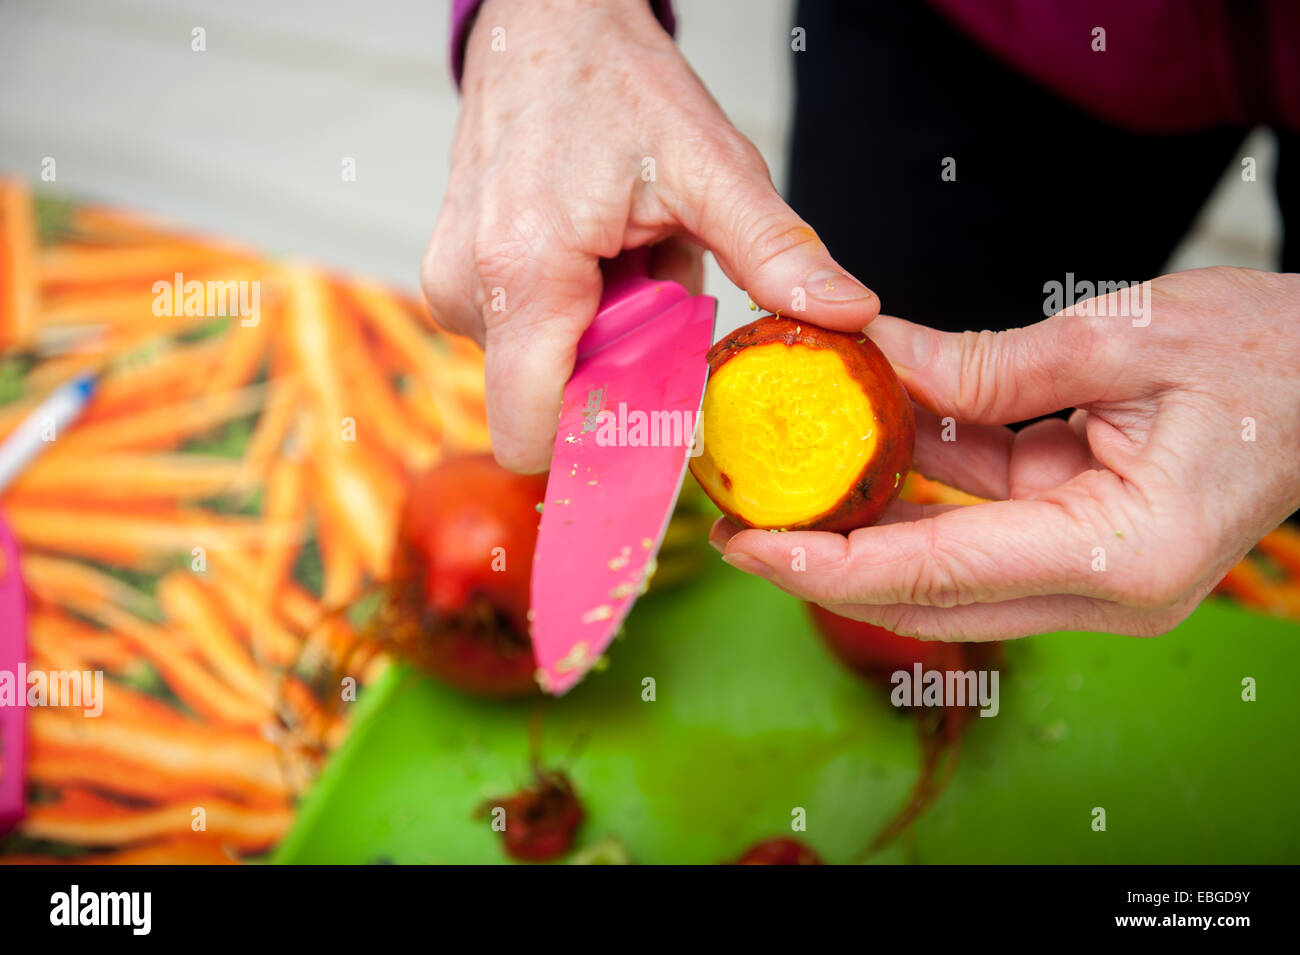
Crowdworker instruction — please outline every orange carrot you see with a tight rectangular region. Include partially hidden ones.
[5,502,272,569]
[248,453,308,655]
[19,553,159,620]
[204,561,301,667]
[313,492,366,606]
[29,611,137,672]
[0,177,39,350]
[22,789,293,852]
[10,453,243,501]
[156,572,275,708]
[406,375,493,453]
[39,263,264,327]
[235,373,299,491]
[277,263,348,429]
[207,313,270,397]
[67,602,271,729]
[1216,559,1300,617]
[42,382,264,454]
[69,204,189,242]
[29,709,294,803]
[38,243,257,293]
[310,448,400,579]
[1256,525,1300,580]
[343,280,445,391]
[0,838,239,865]
[331,308,440,470]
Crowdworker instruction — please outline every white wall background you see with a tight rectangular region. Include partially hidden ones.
[0,0,1279,335]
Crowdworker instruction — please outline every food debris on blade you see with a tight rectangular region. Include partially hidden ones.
[580,604,613,624]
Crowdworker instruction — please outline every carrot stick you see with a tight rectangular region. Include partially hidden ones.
[204,562,301,667]
[26,334,227,415]
[22,789,293,852]
[19,553,159,621]
[156,572,275,708]
[206,310,270,397]
[29,709,294,802]
[206,546,344,638]
[331,307,439,471]
[247,453,308,655]
[42,382,265,454]
[10,453,243,501]
[343,280,446,391]
[0,838,239,865]
[1256,525,1300,580]
[406,375,493,452]
[38,243,257,293]
[277,263,348,429]
[29,611,137,672]
[310,448,399,579]
[1216,559,1300,617]
[0,177,39,350]
[235,374,299,491]
[92,603,272,728]
[314,493,366,606]
[69,205,190,242]
[5,502,272,569]
[39,264,264,327]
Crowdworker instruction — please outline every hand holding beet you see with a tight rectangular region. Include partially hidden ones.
[713,267,1300,642]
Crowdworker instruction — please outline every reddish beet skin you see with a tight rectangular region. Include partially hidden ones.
[482,771,585,862]
[378,454,547,698]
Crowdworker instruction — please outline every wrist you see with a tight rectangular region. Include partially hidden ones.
[457,0,672,88]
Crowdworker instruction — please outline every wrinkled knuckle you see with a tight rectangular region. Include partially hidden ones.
[904,522,967,607]
[954,329,1014,421]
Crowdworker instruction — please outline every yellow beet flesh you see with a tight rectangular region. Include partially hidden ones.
[694,342,877,527]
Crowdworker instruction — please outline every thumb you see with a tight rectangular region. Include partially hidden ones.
[671,162,880,331]
[481,249,601,473]
[864,313,1126,425]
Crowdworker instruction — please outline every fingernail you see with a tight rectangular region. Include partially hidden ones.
[721,552,773,579]
[864,317,931,370]
[805,269,875,303]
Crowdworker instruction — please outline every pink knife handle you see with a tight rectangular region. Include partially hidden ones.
[0,513,27,835]
[576,248,689,361]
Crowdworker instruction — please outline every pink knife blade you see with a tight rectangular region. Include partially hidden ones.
[529,254,716,695]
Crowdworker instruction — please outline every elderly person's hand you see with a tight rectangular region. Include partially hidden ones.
[712,267,1300,640]
[422,0,879,473]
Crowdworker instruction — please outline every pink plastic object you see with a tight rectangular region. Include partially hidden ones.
[0,513,26,834]
[529,250,715,695]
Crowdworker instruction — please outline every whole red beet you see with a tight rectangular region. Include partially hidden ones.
[375,455,547,698]
[481,771,585,863]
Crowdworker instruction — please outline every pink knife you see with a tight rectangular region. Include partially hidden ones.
[529,249,716,695]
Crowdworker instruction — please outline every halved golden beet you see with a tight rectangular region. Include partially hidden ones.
[690,316,914,533]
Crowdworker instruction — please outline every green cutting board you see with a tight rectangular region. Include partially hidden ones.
[274,561,1300,864]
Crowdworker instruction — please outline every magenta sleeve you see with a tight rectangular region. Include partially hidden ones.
[449,0,676,86]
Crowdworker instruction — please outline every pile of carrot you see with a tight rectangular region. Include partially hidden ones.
[0,178,492,864]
